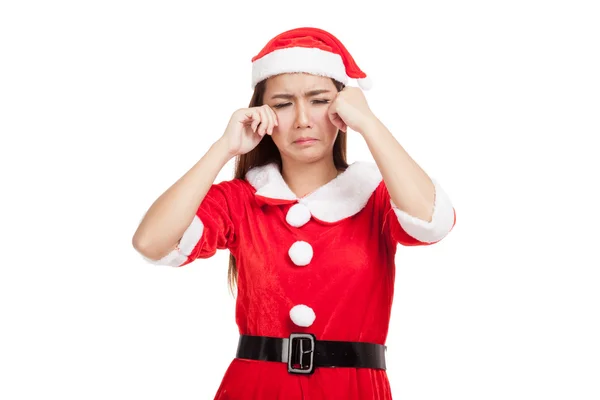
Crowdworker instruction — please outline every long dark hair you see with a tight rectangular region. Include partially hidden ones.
[227,76,348,295]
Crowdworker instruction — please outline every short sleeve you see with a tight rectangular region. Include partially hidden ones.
[145,179,244,267]
[379,178,456,246]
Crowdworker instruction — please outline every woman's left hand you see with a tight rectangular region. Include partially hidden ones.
[327,86,378,135]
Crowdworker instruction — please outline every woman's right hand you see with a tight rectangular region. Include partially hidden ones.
[220,105,279,157]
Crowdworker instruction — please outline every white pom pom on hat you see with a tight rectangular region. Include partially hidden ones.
[357,76,373,91]
[251,27,372,90]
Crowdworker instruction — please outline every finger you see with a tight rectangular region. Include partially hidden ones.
[337,119,347,133]
[327,100,346,132]
[260,105,273,136]
[242,111,253,124]
[328,112,343,132]
[243,110,256,123]
[265,105,278,134]
[267,111,277,135]
[256,108,268,136]
[327,105,339,127]
[266,105,278,135]
[251,110,261,133]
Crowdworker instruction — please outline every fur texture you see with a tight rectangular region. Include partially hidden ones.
[288,240,314,266]
[252,47,349,89]
[245,161,383,223]
[390,178,455,243]
[143,215,204,267]
[289,304,316,327]
[285,203,312,227]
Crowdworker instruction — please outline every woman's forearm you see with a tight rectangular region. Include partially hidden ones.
[132,139,234,260]
[360,118,435,222]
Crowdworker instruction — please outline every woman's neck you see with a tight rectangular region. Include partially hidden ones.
[281,158,341,198]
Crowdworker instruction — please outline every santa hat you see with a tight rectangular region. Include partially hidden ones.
[251,27,373,91]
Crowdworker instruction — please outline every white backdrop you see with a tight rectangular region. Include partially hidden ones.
[1,0,599,399]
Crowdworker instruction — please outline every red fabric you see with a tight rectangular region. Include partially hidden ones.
[251,27,367,79]
[179,177,454,399]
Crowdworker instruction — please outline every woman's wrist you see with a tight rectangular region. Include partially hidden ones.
[212,138,236,164]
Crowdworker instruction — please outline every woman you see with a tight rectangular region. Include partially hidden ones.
[132,27,456,399]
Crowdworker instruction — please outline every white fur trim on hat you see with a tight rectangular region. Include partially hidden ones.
[142,215,204,267]
[289,304,316,327]
[288,240,313,266]
[286,202,312,227]
[252,47,349,88]
[391,178,455,243]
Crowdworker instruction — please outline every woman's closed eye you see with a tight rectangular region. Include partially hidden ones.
[273,99,330,109]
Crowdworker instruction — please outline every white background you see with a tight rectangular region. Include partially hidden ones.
[1,0,599,399]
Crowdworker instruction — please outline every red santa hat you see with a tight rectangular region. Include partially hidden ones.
[251,27,373,91]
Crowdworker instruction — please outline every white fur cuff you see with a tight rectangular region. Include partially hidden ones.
[143,215,204,267]
[391,179,455,243]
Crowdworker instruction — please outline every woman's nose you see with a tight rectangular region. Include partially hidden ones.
[295,103,312,128]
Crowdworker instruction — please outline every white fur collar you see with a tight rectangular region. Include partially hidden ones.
[245,161,383,222]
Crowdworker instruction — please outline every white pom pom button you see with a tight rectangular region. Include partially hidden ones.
[286,203,311,227]
[288,241,313,266]
[289,304,316,327]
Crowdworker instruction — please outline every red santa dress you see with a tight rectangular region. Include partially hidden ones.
[144,160,456,399]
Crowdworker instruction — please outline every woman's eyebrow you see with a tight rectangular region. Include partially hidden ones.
[270,89,331,100]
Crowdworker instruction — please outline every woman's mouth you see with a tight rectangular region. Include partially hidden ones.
[294,138,318,145]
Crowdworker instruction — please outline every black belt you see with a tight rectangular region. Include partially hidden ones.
[235,333,387,375]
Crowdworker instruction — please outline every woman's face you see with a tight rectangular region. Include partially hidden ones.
[263,73,340,164]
